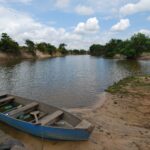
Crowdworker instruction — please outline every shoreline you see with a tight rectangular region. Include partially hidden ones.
[67,92,110,114]
[138,53,150,60]
[0,76,150,150]
[1,52,150,61]
[0,51,63,60]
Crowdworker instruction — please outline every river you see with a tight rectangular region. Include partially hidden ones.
[0,55,150,108]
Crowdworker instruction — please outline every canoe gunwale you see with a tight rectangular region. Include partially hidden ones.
[0,112,91,141]
[0,112,89,130]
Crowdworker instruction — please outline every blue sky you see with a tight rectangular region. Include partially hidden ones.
[0,0,150,49]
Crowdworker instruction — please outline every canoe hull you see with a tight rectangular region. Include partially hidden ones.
[0,113,90,141]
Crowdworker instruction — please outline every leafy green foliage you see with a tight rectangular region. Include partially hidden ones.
[58,43,68,55]
[89,44,105,56]
[105,39,124,57]
[72,49,80,55]
[36,42,56,54]
[1,32,149,58]
[0,33,88,56]
[25,39,35,54]
[121,33,149,58]
[68,49,87,55]
[89,33,150,59]
[0,33,20,54]
[80,49,87,55]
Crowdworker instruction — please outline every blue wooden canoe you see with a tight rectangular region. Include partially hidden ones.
[0,94,94,141]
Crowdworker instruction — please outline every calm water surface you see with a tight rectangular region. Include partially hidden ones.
[0,55,150,108]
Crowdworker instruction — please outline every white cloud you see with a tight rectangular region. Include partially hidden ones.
[73,0,133,16]
[55,0,70,8]
[0,5,105,49]
[75,17,100,34]
[0,6,103,49]
[47,0,132,17]
[0,5,134,50]
[0,5,83,49]
[138,29,150,36]
[75,5,94,16]
[111,19,130,32]
[120,0,150,16]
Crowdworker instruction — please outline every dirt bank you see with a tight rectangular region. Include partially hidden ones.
[0,51,63,60]
[0,76,150,150]
[139,53,150,60]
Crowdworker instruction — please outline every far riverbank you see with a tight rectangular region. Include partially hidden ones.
[0,51,63,60]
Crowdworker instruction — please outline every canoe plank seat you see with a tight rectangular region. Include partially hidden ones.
[75,120,93,131]
[0,94,7,99]
[39,110,63,126]
[8,102,38,116]
[0,96,14,105]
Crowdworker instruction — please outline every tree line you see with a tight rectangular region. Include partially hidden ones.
[1,32,149,59]
[89,33,150,59]
[0,33,87,56]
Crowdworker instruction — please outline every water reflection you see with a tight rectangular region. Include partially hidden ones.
[116,60,142,75]
[0,56,150,108]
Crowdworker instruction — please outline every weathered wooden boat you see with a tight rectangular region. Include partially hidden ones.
[0,94,94,141]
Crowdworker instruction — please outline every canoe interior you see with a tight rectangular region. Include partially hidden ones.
[0,94,82,129]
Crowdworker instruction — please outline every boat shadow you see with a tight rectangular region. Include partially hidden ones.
[0,122,89,150]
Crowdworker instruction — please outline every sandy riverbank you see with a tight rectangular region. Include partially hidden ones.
[0,51,63,60]
[138,53,150,60]
[0,76,150,150]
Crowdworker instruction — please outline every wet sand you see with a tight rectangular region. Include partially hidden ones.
[0,76,150,150]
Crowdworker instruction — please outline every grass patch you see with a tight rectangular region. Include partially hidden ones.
[106,76,136,94]
[106,75,150,94]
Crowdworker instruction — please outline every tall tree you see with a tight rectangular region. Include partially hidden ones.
[89,44,105,56]
[105,39,123,57]
[58,43,68,54]
[36,42,56,54]
[0,33,19,54]
[25,39,35,54]
[122,33,149,58]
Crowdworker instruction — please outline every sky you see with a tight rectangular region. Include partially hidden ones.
[0,0,150,49]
